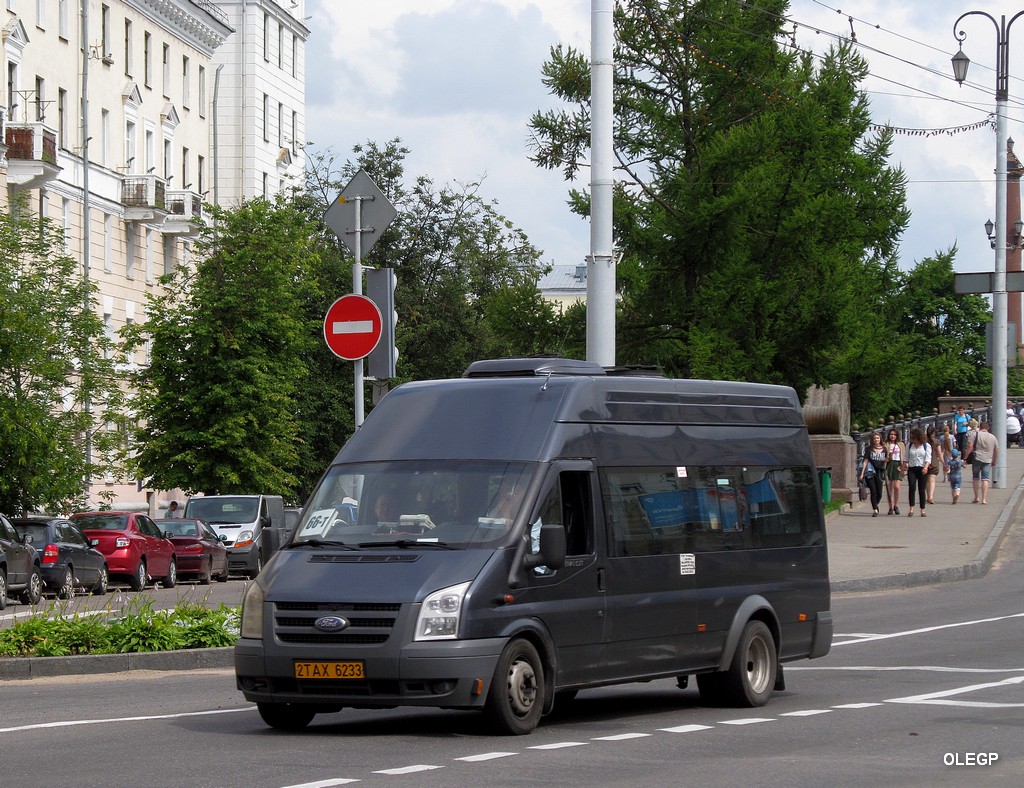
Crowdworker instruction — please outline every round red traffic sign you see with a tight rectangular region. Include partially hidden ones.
[323,294,382,360]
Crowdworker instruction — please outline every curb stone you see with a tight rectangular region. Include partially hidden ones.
[0,646,233,681]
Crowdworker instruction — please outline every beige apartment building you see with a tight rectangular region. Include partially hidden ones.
[1,0,308,513]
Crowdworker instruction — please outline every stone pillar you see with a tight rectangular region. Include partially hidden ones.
[805,383,856,504]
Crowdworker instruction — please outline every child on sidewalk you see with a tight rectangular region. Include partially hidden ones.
[947,447,963,504]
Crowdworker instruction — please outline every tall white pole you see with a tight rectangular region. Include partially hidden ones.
[588,0,615,366]
[992,94,1008,486]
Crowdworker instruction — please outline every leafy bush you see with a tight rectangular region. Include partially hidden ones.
[0,597,239,658]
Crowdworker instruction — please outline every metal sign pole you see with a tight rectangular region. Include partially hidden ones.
[353,196,364,428]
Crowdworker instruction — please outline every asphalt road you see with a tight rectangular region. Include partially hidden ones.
[2,523,1023,787]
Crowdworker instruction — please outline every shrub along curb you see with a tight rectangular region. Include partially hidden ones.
[0,646,234,681]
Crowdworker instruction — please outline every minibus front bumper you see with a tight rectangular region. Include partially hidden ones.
[235,636,508,710]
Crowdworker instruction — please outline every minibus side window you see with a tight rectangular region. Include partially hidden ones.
[602,465,822,557]
[532,471,593,562]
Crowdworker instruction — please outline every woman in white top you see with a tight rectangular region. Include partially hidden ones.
[905,426,932,517]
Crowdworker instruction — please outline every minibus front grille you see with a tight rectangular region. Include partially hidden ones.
[272,602,401,644]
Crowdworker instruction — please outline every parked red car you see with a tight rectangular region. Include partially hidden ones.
[162,518,229,584]
[70,512,176,591]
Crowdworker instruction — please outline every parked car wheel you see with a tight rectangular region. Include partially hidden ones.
[162,559,177,588]
[20,566,43,605]
[129,559,147,591]
[56,565,75,599]
[199,558,213,586]
[0,568,7,610]
[216,566,229,583]
[93,565,109,596]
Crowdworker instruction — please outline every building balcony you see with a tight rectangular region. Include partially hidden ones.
[121,174,169,222]
[3,121,61,189]
[163,189,205,235]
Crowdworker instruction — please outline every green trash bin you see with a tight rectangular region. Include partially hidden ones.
[817,467,832,503]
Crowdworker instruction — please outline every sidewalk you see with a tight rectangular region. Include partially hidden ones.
[827,442,1024,593]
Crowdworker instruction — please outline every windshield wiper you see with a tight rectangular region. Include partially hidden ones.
[285,539,358,551]
[358,540,455,550]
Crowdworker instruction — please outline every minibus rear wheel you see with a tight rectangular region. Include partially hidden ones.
[485,638,545,735]
[698,620,777,707]
[257,701,317,731]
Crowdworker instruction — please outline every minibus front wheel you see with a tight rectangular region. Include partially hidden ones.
[485,638,545,735]
[257,701,317,731]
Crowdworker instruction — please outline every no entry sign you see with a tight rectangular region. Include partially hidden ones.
[323,294,382,360]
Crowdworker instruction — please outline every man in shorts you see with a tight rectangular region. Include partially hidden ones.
[966,422,999,505]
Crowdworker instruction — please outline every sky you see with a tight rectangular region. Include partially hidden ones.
[303,0,1024,276]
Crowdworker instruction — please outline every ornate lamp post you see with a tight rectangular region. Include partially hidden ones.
[952,10,1024,487]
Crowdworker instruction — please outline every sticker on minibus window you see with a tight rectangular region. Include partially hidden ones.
[299,509,337,537]
[679,553,695,575]
[676,466,688,477]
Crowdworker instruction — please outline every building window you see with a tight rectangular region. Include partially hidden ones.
[58,0,69,39]
[197,154,205,196]
[291,110,297,153]
[145,128,155,174]
[277,22,283,69]
[144,32,152,88]
[277,101,284,147]
[262,93,269,141]
[57,88,67,149]
[164,138,172,180]
[62,198,72,252]
[125,119,136,170]
[291,34,297,78]
[262,172,268,198]
[162,43,170,97]
[263,13,269,61]
[198,65,206,117]
[124,20,133,76]
[145,228,154,284]
[34,76,44,121]
[126,227,135,279]
[101,5,111,60]
[103,213,113,273]
[182,56,190,108]
[36,0,45,30]
[181,146,190,190]
[101,108,110,166]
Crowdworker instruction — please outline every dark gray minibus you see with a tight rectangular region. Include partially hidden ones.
[235,358,832,734]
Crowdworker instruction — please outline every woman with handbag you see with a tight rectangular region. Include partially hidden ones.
[884,428,907,515]
[859,431,886,517]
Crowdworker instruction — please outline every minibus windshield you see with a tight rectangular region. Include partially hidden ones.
[293,461,536,549]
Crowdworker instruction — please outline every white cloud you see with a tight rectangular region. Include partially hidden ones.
[305,0,1024,274]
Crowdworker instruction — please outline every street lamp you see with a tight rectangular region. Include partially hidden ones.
[952,10,1024,488]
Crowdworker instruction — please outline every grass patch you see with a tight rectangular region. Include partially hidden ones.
[0,596,239,658]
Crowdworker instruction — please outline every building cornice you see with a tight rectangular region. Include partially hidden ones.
[126,0,234,55]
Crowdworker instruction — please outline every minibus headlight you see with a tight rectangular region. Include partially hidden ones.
[235,529,254,549]
[240,579,265,640]
[415,582,471,641]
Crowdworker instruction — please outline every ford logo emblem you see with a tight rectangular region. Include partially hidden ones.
[314,616,349,633]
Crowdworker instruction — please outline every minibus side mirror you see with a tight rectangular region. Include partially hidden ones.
[525,522,566,570]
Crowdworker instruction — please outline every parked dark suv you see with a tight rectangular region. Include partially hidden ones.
[11,518,108,598]
[0,513,44,608]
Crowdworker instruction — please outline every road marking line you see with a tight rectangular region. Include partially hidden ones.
[372,765,443,775]
[282,780,360,787]
[718,718,774,725]
[592,733,652,741]
[887,674,1024,706]
[832,703,883,709]
[831,612,1024,646]
[454,753,518,762]
[659,724,713,733]
[527,741,587,750]
[0,706,253,734]
[790,665,1024,674]
[780,709,833,717]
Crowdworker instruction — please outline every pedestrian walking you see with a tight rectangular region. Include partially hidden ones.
[884,427,907,515]
[966,421,999,505]
[940,424,956,482]
[905,427,931,517]
[859,431,887,517]
[946,447,963,504]
[1006,402,1021,449]
[954,405,971,456]
[925,425,942,505]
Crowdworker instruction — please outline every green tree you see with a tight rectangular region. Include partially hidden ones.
[530,0,913,408]
[125,198,319,496]
[0,201,125,514]
[292,141,574,494]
